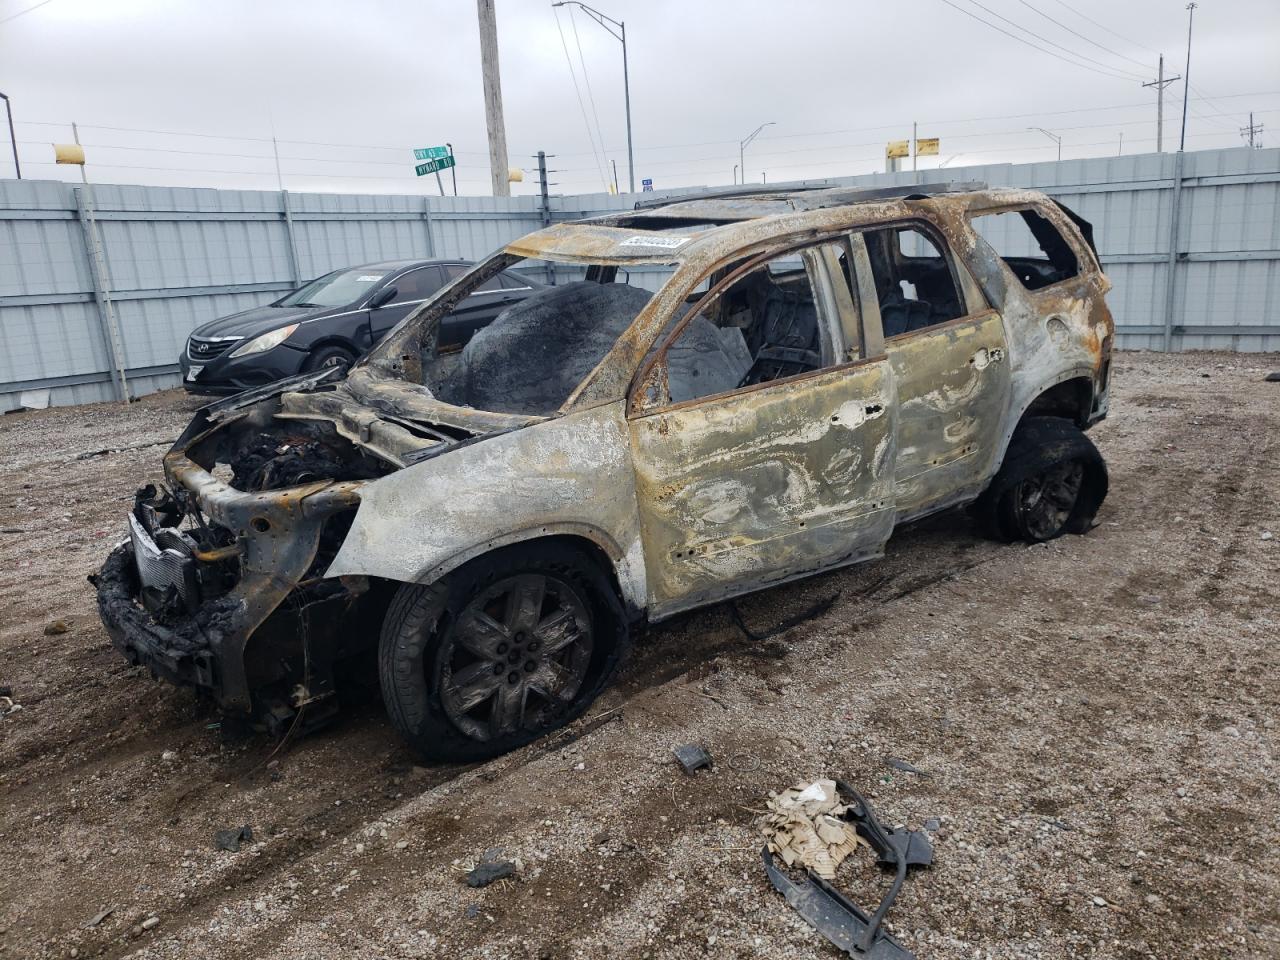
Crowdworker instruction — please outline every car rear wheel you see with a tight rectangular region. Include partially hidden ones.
[305,345,356,373]
[975,416,1108,543]
[378,542,626,762]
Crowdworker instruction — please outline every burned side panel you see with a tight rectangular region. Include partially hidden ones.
[886,313,1012,520]
[325,402,647,611]
[945,193,1114,455]
[629,360,896,619]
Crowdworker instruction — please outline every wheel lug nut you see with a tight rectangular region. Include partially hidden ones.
[527,641,540,652]
[496,643,508,654]
[508,671,520,684]
[492,663,504,676]
[524,660,537,672]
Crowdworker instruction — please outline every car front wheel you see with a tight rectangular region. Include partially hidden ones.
[378,542,627,762]
[975,416,1108,543]
[304,344,356,373]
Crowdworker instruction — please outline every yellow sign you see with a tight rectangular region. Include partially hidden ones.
[54,143,86,165]
[915,137,940,156]
[886,140,909,159]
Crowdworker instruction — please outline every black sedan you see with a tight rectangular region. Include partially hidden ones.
[180,259,541,394]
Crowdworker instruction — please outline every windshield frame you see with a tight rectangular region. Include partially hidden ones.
[354,248,702,415]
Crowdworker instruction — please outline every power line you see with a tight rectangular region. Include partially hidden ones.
[568,4,612,190]
[0,0,55,25]
[553,5,609,190]
[1047,0,1159,56]
[935,0,1145,82]
[1017,0,1151,71]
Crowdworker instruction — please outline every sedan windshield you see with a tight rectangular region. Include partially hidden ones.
[278,267,389,308]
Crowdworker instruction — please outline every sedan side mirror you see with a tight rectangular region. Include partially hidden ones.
[368,286,397,309]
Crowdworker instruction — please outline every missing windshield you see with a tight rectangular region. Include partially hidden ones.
[369,254,680,416]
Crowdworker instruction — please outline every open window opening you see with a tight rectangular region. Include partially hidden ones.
[969,208,1079,290]
[639,242,850,408]
[861,225,966,337]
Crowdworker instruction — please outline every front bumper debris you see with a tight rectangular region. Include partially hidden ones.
[762,781,933,959]
[91,431,364,714]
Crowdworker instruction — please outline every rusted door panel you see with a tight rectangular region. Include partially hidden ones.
[886,311,1011,520]
[629,360,896,618]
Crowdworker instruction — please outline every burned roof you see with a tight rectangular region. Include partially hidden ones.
[504,181,1046,266]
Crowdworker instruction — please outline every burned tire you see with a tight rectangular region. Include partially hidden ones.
[974,416,1108,543]
[304,345,356,373]
[378,542,626,763]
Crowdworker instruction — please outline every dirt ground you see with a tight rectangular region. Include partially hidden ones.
[1,350,1277,960]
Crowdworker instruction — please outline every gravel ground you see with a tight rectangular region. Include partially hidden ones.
[1,351,1277,960]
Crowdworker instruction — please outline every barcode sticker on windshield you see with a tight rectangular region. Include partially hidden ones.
[619,235,689,249]
[356,275,381,282]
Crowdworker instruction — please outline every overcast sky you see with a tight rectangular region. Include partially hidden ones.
[2,0,1277,197]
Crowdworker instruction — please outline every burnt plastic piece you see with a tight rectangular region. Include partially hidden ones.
[672,743,713,774]
[762,781,932,959]
[213,825,253,852]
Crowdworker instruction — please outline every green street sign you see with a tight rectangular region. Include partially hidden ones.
[413,145,450,161]
[414,154,456,177]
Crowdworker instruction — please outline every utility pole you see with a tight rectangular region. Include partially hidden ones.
[476,0,510,197]
[536,151,555,285]
[1240,113,1264,148]
[1143,54,1180,153]
[447,142,458,195]
[1179,3,1196,153]
[0,92,20,178]
[912,120,918,172]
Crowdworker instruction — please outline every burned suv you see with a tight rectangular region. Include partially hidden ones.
[95,183,1113,761]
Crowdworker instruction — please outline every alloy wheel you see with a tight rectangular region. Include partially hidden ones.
[439,574,594,741]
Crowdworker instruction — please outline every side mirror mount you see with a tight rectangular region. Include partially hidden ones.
[368,286,396,309]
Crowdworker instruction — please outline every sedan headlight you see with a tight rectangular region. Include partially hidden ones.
[229,323,299,358]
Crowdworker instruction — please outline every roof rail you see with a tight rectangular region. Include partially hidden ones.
[633,180,988,211]
[632,184,827,210]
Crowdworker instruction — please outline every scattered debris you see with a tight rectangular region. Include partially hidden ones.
[464,903,480,919]
[213,825,254,852]
[160,750,177,762]
[729,751,762,772]
[140,916,160,931]
[672,743,714,775]
[44,620,70,636]
[0,696,20,718]
[1262,531,1274,541]
[885,757,931,777]
[73,438,171,461]
[1265,371,1280,382]
[762,779,933,959]
[465,860,516,888]
[762,779,866,880]
[85,907,115,929]
[727,592,840,643]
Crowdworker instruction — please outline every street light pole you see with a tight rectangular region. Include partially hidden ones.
[1179,2,1197,152]
[739,121,775,185]
[0,92,20,179]
[1028,126,1062,161]
[552,1,634,193]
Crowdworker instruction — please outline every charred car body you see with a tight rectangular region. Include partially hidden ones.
[94,183,1113,760]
